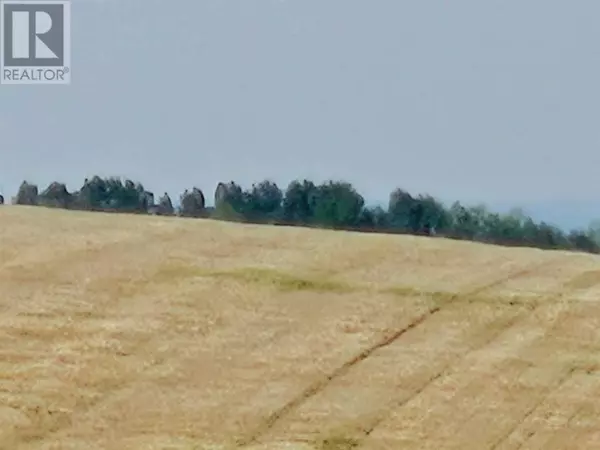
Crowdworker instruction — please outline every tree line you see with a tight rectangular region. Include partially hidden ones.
[6,175,600,254]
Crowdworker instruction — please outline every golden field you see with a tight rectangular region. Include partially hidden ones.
[1,206,600,449]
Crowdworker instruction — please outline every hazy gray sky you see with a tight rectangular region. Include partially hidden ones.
[1,0,599,228]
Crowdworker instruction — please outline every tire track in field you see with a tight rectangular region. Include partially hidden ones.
[525,399,596,450]
[236,258,562,447]
[487,368,577,450]
[355,264,600,448]
[234,306,442,447]
[485,294,600,450]
[506,392,587,450]
[492,372,596,450]
[357,311,529,439]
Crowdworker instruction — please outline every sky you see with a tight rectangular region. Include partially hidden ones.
[1,0,599,229]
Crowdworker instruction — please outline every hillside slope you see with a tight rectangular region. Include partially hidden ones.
[1,206,600,450]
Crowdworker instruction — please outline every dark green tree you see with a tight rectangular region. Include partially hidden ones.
[358,206,390,230]
[179,187,206,217]
[568,230,599,253]
[312,181,365,228]
[156,193,174,215]
[39,182,73,209]
[282,179,319,224]
[407,195,450,235]
[244,180,283,221]
[388,188,414,232]
[14,181,39,205]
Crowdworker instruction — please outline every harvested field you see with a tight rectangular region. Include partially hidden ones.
[1,206,600,449]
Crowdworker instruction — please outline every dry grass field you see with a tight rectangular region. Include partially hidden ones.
[2,206,600,449]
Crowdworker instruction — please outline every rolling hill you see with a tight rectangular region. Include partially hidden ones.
[1,206,600,449]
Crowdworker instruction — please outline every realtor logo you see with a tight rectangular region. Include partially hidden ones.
[1,0,71,84]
